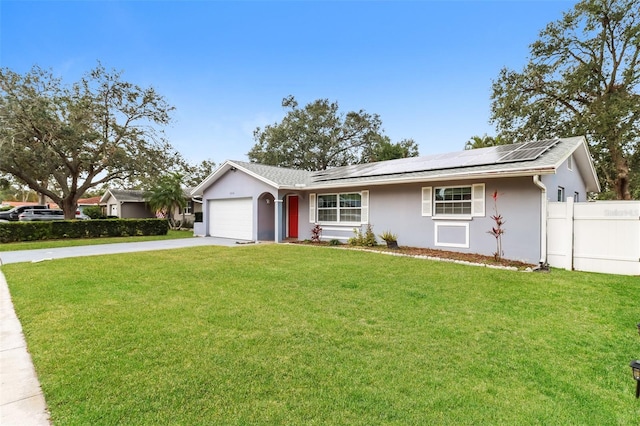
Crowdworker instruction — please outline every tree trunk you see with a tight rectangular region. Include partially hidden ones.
[613,156,632,200]
[61,197,78,220]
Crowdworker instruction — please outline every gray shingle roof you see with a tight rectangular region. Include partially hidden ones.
[231,161,314,187]
[106,189,147,202]
[194,136,599,194]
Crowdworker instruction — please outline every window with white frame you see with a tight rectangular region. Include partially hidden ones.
[422,184,484,218]
[182,202,192,215]
[317,193,362,223]
[557,186,565,202]
[435,186,472,215]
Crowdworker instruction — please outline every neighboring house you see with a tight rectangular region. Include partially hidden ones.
[76,196,102,214]
[191,136,600,265]
[100,189,155,219]
[167,188,203,225]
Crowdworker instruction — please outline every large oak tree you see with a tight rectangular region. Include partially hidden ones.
[248,96,417,171]
[0,64,181,218]
[490,0,639,199]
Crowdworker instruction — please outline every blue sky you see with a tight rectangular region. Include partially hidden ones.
[1,0,578,165]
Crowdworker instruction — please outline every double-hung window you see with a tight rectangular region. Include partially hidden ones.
[422,184,484,218]
[317,193,362,223]
[434,186,472,215]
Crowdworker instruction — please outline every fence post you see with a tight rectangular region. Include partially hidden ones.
[566,197,574,271]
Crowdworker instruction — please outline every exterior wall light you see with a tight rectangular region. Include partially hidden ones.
[630,360,640,399]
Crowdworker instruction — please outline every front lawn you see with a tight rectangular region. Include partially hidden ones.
[3,245,639,424]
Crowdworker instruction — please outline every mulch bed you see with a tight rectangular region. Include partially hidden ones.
[291,241,537,270]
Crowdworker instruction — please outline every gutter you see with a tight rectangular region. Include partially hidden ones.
[533,175,547,266]
[280,167,558,191]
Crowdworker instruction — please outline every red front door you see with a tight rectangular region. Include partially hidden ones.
[288,196,299,238]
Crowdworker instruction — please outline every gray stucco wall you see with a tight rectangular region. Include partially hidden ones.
[295,177,544,264]
[202,170,276,240]
[541,155,589,202]
[121,203,154,218]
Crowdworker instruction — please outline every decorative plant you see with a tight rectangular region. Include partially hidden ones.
[378,231,397,243]
[348,224,377,247]
[487,190,505,261]
[379,230,399,249]
[310,224,322,242]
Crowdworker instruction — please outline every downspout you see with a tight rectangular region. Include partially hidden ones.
[533,175,547,266]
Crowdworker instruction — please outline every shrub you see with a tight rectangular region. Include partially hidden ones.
[311,224,322,242]
[82,205,106,219]
[348,224,377,247]
[0,219,169,243]
[180,219,194,229]
[329,239,341,246]
[378,231,397,243]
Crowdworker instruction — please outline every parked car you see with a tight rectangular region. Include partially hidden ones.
[0,205,48,221]
[75,210,91,220]
[18,209,65,221]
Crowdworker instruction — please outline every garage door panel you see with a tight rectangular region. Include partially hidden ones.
[209,198,253,240]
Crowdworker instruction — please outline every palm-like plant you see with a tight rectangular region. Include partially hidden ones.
[465,134,507,150]
[145,172,187,229]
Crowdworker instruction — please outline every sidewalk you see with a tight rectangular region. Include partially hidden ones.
[0,271,50,425]
[0,236,256,425]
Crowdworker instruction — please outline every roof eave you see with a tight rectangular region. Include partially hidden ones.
[281,167,558,190]
[549,136,600,193]
[191,160,281,196]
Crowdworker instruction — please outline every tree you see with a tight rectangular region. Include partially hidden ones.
[182,159,216,187]
[248,96,387,171]
[145,172,186,229]
[490,0,640,199]
[0,64,181,218]
[361,135,420,162]
[464,134,508,150]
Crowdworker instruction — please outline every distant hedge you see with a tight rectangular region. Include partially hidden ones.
[0,219,169,243]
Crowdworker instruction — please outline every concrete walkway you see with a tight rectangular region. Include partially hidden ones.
[0,272,50,425]
[0,237,257,425]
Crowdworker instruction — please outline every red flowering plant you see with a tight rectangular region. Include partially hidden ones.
[487,190,505,261]
[311,224,323,242]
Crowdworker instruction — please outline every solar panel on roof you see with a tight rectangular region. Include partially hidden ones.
[311,138,561,182]
[496,138,560,164]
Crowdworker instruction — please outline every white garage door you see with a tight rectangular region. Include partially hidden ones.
[208,198,253,240]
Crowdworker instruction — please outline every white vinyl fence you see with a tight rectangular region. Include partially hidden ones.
[547,199,640,275]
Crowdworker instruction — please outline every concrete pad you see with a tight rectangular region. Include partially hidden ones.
[0,394,50,426]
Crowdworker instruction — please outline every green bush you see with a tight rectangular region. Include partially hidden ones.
[0,219,169,243]
[348,224,377,247]
[82,205,106,219]
[0,222,51,243]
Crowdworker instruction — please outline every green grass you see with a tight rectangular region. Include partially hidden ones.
[3,245,639,424]
[0,229,193,251]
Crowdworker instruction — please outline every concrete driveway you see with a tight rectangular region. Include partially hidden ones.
[0,236,255,265]
[0,236,260,425]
